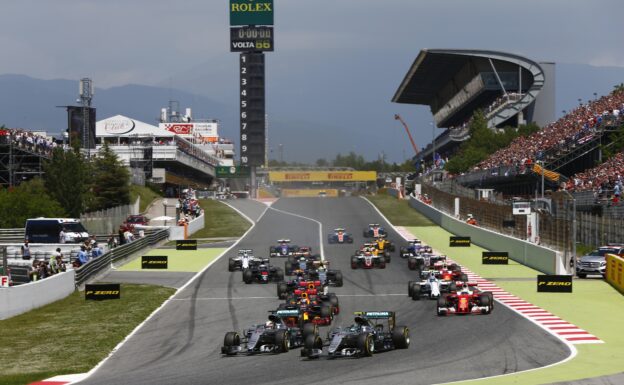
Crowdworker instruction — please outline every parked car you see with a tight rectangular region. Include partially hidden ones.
[576,244,624,278]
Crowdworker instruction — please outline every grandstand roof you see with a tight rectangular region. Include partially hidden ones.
[96,115,174,137]
[392,49,544,105]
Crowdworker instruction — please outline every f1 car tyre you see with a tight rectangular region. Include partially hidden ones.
[451,264,462,273]
[269,246,276,254]
[380,260,386,269]
[479,294,492,314]
[408,258,417,270]
[436,296,447,316]
[459,273,468,282]
[302,334,323,358]
[334,271,344,287]
[320,304,332,318]
[357,333,374,357]
[363,230,369,238]
[303,322,318,339]
[408,280,415,297]
[448,282,457,293]
[242,269,253,284]
[347,237,353,244]
[385,252,391,263]
[328,293,339,311]
[223,332,240,355]
[228,259,236,272]
[400,247,407,257]
[275,330,290,352]
[392,326,410,349]
[411,283,421,300]
[351,256,358,269]
[485,292,494,309]
[277,282,288,299]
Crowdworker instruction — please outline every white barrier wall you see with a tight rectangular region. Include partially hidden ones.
[0,270,76,320]
[187,213,205,236]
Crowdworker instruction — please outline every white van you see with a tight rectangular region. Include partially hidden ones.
[25,218,90,244]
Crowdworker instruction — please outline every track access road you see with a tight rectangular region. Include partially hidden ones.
[78,197,569,385]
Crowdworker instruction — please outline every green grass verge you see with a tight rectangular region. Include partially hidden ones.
[191,199,251,239]
[0,284,174,385]
[129,184,163,213]
[118,248,226,272]
[366,194,435,227]
[365,195,624,384]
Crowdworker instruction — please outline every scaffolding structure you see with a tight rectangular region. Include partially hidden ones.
[0,134,48,187]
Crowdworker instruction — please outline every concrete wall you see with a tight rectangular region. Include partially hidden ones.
[187,213,205,236]
[409,196,564,274]
[0,270,75,320]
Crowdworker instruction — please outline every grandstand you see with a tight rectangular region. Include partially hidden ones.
[392,49,555,167]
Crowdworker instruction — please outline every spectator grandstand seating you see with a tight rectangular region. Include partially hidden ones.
[475,89,624,171]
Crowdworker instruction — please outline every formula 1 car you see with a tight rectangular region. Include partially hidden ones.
[436,284,494,316]
[302,311,409,358]
[284,253,322,275]
[408,270,462,300]
[242,262,284,284]
[327,228,354,244]
[351,251,386,269]
[399,239,432,258]
[221,310,318,355]
[228,249,269,272]
[307,265,344,287]
[277,280,340,313]
[363,224,386,238]
[278,291,338,326]
[372,235,394,262]
[407,252,447,270]
[269,239,300,257]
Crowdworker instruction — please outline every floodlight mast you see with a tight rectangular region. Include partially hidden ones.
[394,114,419,156]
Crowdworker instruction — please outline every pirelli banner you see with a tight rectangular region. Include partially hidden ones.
[176,240,197,250]
[269,171,377,182]
[85,284,120,300]
[606,253,624,295]
[537,275,573,293]
[142,255,168,269]
[482,252,509,264]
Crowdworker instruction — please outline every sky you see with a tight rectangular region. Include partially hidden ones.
[1,0,622,163]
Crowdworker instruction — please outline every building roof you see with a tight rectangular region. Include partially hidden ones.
[96,115,174,137]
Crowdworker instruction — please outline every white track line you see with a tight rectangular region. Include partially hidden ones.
[267,206,325,261]
[171,293,407,301]
[70,201,269,384]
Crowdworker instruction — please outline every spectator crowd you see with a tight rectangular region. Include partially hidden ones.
[475,89,624,171]
[566,152,623,202]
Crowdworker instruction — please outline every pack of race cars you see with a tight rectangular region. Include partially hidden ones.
[221,228,494,359]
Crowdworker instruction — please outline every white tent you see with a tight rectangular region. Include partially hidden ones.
[96,115,174,138]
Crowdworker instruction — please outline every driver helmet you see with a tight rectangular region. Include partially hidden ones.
[460,283,470,293]
[265,320,274,328]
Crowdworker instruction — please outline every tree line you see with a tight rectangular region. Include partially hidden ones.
[268,152,416,173]
[0,141,130,228]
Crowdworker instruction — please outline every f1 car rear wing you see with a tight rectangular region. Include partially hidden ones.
[238,249,253,254]
[277,239,291,243]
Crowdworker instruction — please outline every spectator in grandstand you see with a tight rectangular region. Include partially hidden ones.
[466,214,479,226]
[76,245,90,267]
[91,242,103,258]
[49,248,65,274]
[108,233,119,249]
[123,229,135,243]
[21,240,31,260]
[118,226,126,246]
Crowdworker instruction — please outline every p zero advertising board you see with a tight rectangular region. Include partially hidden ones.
[230,0,274,26]
[450,236,471,247]
[231,26,274,52]
[85,284,121,300]
[268,171,377,182]
[482,252,509,264]
[239,52,265,167]
[142,255,168,269]
[176,240,198,250]
[537,275,573,293]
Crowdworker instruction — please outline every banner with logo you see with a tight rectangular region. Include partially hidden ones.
[450,236,471,247]
[0,275,10,287]
[85,284,121,300]
[482,252,509,264]
[176,240,197,250]
[230,0,274,26]
[606,253,624,295]
[142,255,168,269]
[537,275,572,293]
[269,171,377,182]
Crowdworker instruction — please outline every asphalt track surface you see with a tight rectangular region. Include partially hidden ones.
[78,197,569,385]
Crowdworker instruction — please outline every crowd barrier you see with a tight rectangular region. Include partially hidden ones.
[0,270,75,320]
[606,254,624,295]
[408,196,565,275]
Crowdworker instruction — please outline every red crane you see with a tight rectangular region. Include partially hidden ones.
[394,114,419,156]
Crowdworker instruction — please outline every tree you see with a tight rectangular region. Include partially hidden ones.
[43,147,92,217]
[91,143,131,211]
[315,158,329,167]
[0,178,65,227]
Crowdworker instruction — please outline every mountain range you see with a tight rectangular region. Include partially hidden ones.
[1,62,623,164]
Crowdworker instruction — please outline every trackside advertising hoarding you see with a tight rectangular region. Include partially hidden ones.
[230,0,274,26]
[85,284,121,300]
[482,252,509,264]
[606,253,624,295]
[269,171,377,182]
[537,275,572,293]
[142,255,168,269]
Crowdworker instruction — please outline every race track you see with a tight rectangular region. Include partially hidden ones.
[78,197,570,385]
